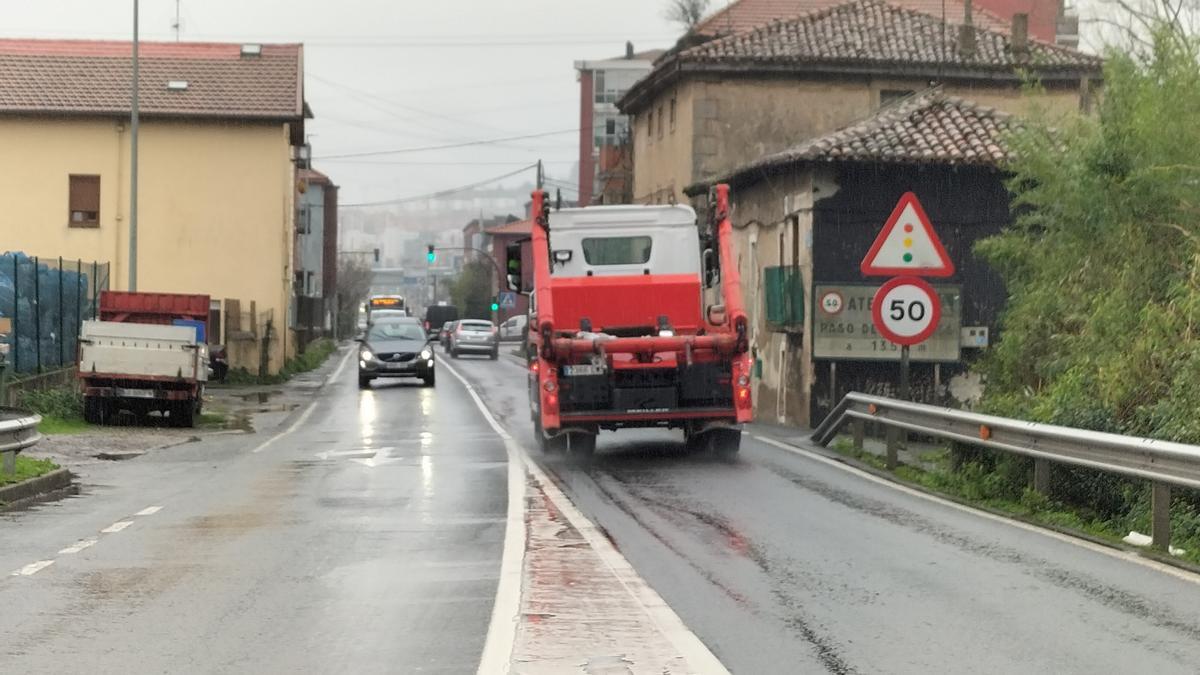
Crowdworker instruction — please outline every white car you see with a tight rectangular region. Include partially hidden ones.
[499,315,527,342]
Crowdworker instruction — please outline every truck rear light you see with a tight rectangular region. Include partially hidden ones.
[545,392,558,409]
[738,388,750,402]
[530,362,539,373]
[543,380,556,392]
[737,374,749,387]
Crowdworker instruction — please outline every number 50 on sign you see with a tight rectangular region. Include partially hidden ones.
[871,276,942,346]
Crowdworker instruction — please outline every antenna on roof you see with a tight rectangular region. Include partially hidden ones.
[172,0,182,42]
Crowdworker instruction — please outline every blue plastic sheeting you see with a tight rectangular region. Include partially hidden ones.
[0,252,95,374]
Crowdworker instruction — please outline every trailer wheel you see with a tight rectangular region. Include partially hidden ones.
[170,401,197,428]
[84,396,106,425]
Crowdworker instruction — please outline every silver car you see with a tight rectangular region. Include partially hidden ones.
[448,319,499,360]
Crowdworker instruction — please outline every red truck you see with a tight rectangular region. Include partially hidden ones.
[508,185,752,457]
[78,291,211,427]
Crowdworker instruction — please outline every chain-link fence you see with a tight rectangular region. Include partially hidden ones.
[0,253,110,374]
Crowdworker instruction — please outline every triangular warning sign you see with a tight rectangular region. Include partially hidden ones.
[860,192,954,277]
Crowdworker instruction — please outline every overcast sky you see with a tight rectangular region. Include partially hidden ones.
[4,0,688,204]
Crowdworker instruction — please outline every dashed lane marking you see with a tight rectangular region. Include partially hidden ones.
[11,560,54,576]
[57,538,98,555]
[135,506,163,516]
[100,521,133,534]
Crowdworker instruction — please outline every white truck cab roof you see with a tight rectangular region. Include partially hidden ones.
[547,204,701,278]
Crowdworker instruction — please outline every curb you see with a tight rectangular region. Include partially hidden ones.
[0,468,74,511]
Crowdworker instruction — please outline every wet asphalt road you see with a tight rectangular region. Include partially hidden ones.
[5,345,1200,674]
[452,352,1200,675]
[0,348,507,674]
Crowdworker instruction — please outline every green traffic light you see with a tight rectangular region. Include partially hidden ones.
[490,302,500,311]
[427,253,436,263]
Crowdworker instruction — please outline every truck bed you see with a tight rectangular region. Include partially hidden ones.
[79,321,208,382]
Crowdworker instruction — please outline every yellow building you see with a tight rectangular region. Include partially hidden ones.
[0,39,308,373]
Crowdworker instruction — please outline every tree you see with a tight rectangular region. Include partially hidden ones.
[977,24,1200,443]
[664,0,711,31]
[450,260,495,320]
[335,257,372,338]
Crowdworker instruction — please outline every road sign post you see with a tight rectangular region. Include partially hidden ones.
[862,193,953,462]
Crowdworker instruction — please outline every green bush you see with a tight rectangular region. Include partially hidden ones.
[16,386,83,421]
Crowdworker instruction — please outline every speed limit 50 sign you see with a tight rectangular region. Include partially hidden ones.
[871,276,942,346]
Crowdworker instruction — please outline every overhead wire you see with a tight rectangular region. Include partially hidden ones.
[339,163,538,208]
[315,129,578,160]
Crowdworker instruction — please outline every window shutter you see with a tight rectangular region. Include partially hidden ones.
[764,267,784,325]
[764,266,805,328]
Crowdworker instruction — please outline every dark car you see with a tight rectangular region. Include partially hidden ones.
[425,304,460,338]
[358,319,435,388]
[439,321,456,350]
[448,319,499,360]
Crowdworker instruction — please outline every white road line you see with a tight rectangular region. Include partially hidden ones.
[752,435,1200,587]
[441,359,729,675]
[135,505,163,517]
[11,560,55,576]
[253,346,354,454]
[100,521,133,534]
[58,538,98,555]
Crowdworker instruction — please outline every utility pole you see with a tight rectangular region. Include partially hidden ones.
[536,160,544,190]
[172,0,181,41]
[129,0,140,291]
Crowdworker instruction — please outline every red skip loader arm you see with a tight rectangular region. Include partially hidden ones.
[530,189,556,355]
[715,185,749,352]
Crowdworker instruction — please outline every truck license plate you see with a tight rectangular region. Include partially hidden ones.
[563,364,605,377]
[116,388,155,399]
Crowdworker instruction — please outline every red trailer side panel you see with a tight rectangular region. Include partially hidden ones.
[99,291,210,328]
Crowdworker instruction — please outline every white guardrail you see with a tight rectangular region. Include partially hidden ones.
[0,408,42,476]
[812,393,1200,553]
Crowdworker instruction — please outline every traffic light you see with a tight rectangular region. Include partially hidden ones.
[426,245,436,263]
[490,298,500,312]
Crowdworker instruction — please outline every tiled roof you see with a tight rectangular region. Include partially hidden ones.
[696,0,1012,36]
[300,168,332,184]
[484,219,532,235]
[0,39,304,120]
[709,90,1014,187]
[685,0,1100,70]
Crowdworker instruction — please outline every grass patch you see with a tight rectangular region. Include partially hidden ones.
[0,455,59,487]
[218,338,337,386]
[829,434,1200,565]
[15,386,89,435]
[197,412,227,427]
[37,417,90,435]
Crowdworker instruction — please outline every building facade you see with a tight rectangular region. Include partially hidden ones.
[687,91,1019,427]
[619,0,1101,206]
[295,168,339,345]
[0,39,308,373]
[574,44,663,205]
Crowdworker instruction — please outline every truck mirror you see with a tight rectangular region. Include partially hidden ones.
[505,242,523,292]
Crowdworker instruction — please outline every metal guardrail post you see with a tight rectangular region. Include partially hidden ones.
[885,427,899,469]
[1152,482,1171,551]
[1033,458,1052,496]
[1,449,13,475]
[852,418,864,451]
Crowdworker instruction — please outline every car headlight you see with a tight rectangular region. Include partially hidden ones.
[360,349,374,361]
[420,347,432,360]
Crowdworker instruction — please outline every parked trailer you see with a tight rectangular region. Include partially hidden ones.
[79,291,211,427]
[509,184,752,457]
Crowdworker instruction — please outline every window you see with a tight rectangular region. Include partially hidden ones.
[581,236,652,265]
[670,98,677,132]
[880,89,915,107]
[68,174,100,227]
[763,266,804,328]
[594,71,606,103]
[657,105,664,139]
[647,111,654,140]
[605,118,616,135]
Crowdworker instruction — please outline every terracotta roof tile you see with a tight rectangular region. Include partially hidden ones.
[685,0,1100,70]
[484,219,532,235]
[697,0,1012,36]
[741,89,1015,172]
[0,39,303,120]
